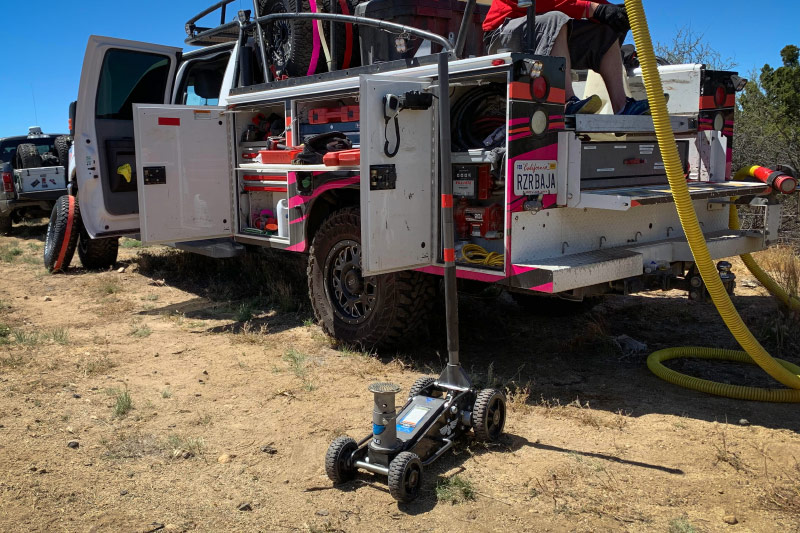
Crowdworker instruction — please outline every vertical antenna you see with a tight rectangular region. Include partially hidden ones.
[30,84,39,125]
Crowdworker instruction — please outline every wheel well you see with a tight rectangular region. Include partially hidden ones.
[305,188,359,245]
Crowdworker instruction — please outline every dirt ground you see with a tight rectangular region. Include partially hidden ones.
[1,220,799,533]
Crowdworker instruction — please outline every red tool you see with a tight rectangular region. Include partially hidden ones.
[309,106,360,125]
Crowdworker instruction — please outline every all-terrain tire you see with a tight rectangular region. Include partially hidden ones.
[15,143,42,169]
[307,207,435,348]
[0,214,11,236]
[324,436,358,484]
[40,153,59,167]
[388,451,423,503]
[259,0,318,78]
[54,135,71,169]
[77,228,119,270]
[472,388,506,442]
[44,195,81,273]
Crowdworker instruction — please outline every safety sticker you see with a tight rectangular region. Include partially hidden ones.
[397,405,430,434]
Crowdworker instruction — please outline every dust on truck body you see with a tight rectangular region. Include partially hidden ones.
[71,1,784,346]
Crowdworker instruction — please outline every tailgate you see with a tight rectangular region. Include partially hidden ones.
[15,167,67,196]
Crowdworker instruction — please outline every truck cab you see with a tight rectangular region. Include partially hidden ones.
[74,37,237,239]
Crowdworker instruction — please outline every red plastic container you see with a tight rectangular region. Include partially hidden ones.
[309,106,360,125]
[258,149,303,164]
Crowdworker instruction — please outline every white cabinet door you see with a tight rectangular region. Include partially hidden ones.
[359,76,436,276]
[134,105,233,244]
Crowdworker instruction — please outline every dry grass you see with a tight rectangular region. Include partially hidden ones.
[436,475,476,504]
[758,246,800,301]
[535,396,629,431]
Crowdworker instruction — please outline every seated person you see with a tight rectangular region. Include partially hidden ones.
[483,0,649,115]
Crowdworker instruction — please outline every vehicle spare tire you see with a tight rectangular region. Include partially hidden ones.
[15,143,42,169]
[77,227,119,270]
[44,195,81,273]
[259,0,319,78]
[54,135,71,169]
[307,207,436,347]
[323,0,361,69]
[40,153,60,167]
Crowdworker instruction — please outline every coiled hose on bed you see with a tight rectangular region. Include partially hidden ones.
[626,0,800,402]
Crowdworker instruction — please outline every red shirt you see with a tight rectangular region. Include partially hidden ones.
[483,0,610,32]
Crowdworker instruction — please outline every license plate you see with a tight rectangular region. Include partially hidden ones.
[513,160,557,195]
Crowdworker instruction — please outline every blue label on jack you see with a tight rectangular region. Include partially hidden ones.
[397,424,414,434]
[373,424,385,435]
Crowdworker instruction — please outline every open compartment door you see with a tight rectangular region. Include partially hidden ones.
[134,105,233,244]
[359,76,436,276]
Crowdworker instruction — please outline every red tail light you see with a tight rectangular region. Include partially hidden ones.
[531,76,549,100]
[714,85,726,107]
[2,172,13,193]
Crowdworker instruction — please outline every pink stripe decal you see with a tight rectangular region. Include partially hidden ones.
[509,264,537,276]
[542,194,557,209]
[287,172,297,185]
[290,214,309,225]
[549,115,564,120]
[287,241,307,252]
[508,132,532,142]
[416,265,505,282]
[288,176,359,208]
[308,0,320,76]
[508,117,529,127]
[528,282,554,293]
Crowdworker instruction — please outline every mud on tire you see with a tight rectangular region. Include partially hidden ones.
[307,207,436,348]
[44,195,81,273]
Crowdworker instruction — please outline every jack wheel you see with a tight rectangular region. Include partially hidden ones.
[472,389,506,442]
[388,451,423,503]
[408,377,440,400]
[324,436,358,484]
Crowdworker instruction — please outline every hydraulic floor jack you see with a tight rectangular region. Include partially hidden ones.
[323,52,508,503]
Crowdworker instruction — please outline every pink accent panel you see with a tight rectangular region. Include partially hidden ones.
[509,264,537,276]
[287,241,307,252]
[549,124,565,130]
[290,214,309,225]
[528,282,554,293]
[416,266,505,282]
[308,1,320,76]
[287,172,297,184]
[508,132,532,142]
[542,194,557,208]
[508,144,559,166]
[289,177,359,208]
[508,117,529,127]
[548,115,564,120]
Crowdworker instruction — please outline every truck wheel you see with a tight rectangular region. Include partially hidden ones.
[77,229,119,270]
[307,207,435,348]
[15,143,42,169]
[54,136,71,169]
[259,0,317,78]
[0,214,11,236]
[44,195,81,273]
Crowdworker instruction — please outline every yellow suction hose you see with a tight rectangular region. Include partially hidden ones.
[626,0,800,401]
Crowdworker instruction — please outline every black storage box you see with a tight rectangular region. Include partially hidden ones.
[354,0,488,64]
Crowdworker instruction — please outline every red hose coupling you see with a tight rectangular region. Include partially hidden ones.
[752,166,797,195]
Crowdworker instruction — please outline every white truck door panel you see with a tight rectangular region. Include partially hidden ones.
[75,36,180,238]
[134,105,232,244]
[360,76,435,276]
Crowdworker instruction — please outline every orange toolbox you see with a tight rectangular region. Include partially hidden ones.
[323,149,361,166]
[258,149,303,164]
[309,106,359,125]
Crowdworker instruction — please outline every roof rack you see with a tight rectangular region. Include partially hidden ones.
[185,0,240,47]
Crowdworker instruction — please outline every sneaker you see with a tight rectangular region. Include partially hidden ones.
[617,97,650,115]
[565,94,603,115]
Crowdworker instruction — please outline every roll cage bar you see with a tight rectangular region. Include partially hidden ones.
[185,0,477,83]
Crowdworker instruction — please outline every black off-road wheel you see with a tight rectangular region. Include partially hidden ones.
[0,214,11,236]
[15,143,42,169]
[54,136,71,169]
[388,451,423,503]
[324,436,358,484]
[259,0,317,78]
[307,207,436,348]
[77,228,119,270]
[44,195,81,273]
[472,389,506,442]
[408,376,441,400]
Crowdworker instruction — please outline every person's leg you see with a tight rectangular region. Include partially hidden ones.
[596,40,627,113]
[550,26,574,101]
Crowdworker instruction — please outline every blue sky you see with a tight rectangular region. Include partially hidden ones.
[0,0,796,137]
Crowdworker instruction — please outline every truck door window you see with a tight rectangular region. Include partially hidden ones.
[95,50,171,120]
[177,53,228,106]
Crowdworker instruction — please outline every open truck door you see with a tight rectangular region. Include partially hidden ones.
[359,76,437,276]
[133,105,232,244]
[75,36,180,238]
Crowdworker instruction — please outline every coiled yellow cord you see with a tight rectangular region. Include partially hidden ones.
[627,0,800,401]
[461,244,504,267]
